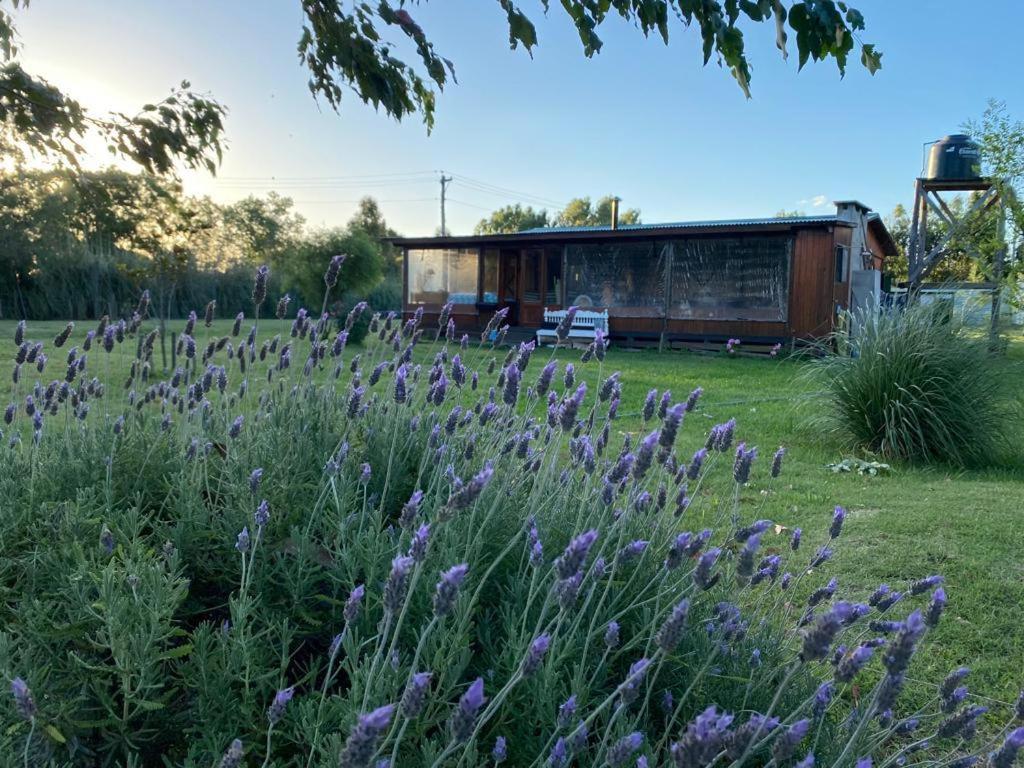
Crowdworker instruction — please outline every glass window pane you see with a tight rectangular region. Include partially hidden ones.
[668,236,790,321]
[565,242,664,317]
[481,249,499,303]
[523,250,542,303]
[407,248,479,306]
[501,251,518,302]
[545,250,562,305]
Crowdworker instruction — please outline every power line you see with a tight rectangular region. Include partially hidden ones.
[446,197,493,211]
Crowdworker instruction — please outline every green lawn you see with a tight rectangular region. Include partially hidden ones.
[4,319,1024,707]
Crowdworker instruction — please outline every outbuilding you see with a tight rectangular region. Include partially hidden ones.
[391,201,898,346]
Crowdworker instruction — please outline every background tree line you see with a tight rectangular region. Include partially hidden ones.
[0,167,402,321]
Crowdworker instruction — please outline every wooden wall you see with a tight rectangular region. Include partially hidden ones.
[788,228,840,339]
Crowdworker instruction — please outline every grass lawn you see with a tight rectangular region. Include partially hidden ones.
[4,319,1023,709]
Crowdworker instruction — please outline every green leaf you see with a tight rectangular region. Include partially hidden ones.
[159,642,193,660]
[44,724,67,744]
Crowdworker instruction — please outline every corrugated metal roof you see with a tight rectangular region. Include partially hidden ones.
[517,215,839,235]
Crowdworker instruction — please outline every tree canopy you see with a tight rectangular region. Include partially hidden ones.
[301,1,881,130]
[474,204,551,234]
[2,1,879,174]
[555,196,641,227]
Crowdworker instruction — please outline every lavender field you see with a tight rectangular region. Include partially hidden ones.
[1,267,1022,767]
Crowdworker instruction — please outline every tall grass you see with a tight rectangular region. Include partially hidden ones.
[807,303,1019,467]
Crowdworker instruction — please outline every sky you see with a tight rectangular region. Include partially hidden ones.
[13,1,1024,236]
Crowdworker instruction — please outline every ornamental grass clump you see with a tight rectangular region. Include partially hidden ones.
[807,302,1019,467]
[0,260,1021,767]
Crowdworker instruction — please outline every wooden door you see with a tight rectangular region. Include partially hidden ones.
[498,249,519,325]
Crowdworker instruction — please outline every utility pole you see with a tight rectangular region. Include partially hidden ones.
[439,172,453,236]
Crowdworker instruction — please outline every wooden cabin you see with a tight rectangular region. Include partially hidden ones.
[391,202,898,346]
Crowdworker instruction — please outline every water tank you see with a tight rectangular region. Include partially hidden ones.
[925,134,982,180]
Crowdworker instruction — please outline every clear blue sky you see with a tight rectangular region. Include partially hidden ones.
[15,1,1024,235]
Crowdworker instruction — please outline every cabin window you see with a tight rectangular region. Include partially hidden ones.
[668,236,790,322]
[407,248,479,307]
[834,245,849,283]
[545,250,563,305]
[522,250,542,303]
[480,249,499,303]
[564,242,664,317]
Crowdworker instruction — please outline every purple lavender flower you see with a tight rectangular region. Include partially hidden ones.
[267,687,294,725]
[940,667,971,703]
[521,633,551,677]
[409,523,430,562]
[100,525,115,555]
[991,727,1024,768]
[670,705,735,768]
[235,527,250,554]
[433,564,469,617]
[686,448,707,481]
[557,695,577,729]
[1014,690,1024,722]
[556,530,598,579]
[660,403,685,452]
[384,556,415,614]
[559,383,586,432]
[926,587,946,627]
[608,732,643,767]
[694,548,722,590]
[836,645,875,683]
[735,519,772,542]
[633,430,659,479]
[548,737,568,767]
[829,506,846,539]
[325,253,346,288]
[493,736,508,764]
[447,462,494,512]
[883,610,926,677]
[338,704,393,768]
[807,577,838,608]
[772,719,810,763]
[344,584,365,623]
[228,415,243,439]
[736,534,761,580]
[642,389,658,421]
[656,599,691,652]
[618,658,651,706]
[219,738,244,768]
[605,621,621,649]
[563,363,575,389]
[253,499,270,528]
[249,468,264,494]
[909,574,944,596]
[10,677,35,720]
[502,365,521,406]
[732,443,757,484]
[449,677,486,743]
[800,602,855,662]
[13,320,24,346]
[617,540,649,567]
[809,546,832,568]
[937,705,989,741]
[252,265,270,307]
[401,672,432,719]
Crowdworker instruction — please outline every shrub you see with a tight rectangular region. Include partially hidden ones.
[807,302,1019,467]
[0,266,1022,767]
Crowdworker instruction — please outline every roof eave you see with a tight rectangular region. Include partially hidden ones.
[387,219,847,248]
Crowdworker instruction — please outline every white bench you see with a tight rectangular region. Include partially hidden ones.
[536,308,609,346]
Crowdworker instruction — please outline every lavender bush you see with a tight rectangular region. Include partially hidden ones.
[0,262,1021,768]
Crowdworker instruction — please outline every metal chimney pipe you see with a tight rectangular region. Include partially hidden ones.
[610,197,620,230]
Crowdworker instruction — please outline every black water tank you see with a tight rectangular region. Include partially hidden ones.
[925,134,982,180]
